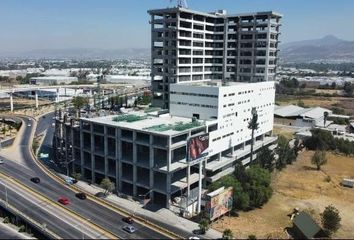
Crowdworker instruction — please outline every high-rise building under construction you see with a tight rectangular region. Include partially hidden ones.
[148,7,282,108]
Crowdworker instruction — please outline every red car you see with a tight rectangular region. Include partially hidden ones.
[58,197,70,205]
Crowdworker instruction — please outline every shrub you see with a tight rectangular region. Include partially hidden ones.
[18,225,26,232]
[324,176,331,182]
[3,217,9,224]
[321,205,341,236]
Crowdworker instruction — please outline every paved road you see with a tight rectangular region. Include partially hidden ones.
[35,112,55,136]
[0,116,167,239]
[0,177,106,239]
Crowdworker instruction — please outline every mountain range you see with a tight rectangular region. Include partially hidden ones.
[1,35,353,63]
[279,35,354,63]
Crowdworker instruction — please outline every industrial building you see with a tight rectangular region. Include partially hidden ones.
[149,7,282,108]
[30,76,78,85]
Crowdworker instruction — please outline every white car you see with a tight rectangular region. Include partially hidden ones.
[122,225,136,234]
[0,159,4,164]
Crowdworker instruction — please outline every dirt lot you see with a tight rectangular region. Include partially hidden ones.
[212,151,354,239]
[273,126,296,140]
[276,95,354,115]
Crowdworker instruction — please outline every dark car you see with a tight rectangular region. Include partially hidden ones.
[122,216,134,224]
[30,177,40,183]
[95,192,106,198]
[75,192,87,200]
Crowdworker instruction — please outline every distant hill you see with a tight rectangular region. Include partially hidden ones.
[0,48,150,60]
[280,35,354,63]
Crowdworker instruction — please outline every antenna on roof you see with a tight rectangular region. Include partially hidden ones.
[170,0,188,8]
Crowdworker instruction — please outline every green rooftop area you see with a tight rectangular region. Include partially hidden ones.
[112,114,148,123]
[144,120,202,132]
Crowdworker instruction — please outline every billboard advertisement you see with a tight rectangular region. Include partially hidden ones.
[187,133,209,165]
[205,187,233,221]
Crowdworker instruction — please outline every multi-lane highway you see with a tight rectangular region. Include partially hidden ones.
[0,115,171,239]
[0,172,110,239]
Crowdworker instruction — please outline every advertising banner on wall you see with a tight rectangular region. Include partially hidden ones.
[204,186,233,221]
[187,133,209,165]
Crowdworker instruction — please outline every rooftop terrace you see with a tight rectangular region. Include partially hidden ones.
[82,111,212,136]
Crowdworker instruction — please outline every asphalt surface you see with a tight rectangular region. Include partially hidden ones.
[0,115,167,239]
[0,181,95,239]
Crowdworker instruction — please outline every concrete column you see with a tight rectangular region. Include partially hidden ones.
[90,123,95,183]
[79,123,84,176]
[167,137,172,172]
[35,90,39,109]
[70,127,75,174]
[197,160,203,214]
[166,173,171,208]
[149,135,154,201]
[115,128,119,194]
[10,92,13,112]
[56,88,59,103]
[132,131,137,196]
[118,129,122,192]
[186,164,190,206]
[104,127,108,177]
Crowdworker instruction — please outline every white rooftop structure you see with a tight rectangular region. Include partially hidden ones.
[82,111,212,136]
[300,107,333,120]
[274,105,306,117]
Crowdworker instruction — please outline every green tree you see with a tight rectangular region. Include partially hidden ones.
[244,165,272,208]
[234,161,247,184]
[323,111,329,127]
[248,235,257,240]
[321,205,341,236]
[198,218,210,234]
[248,108,259,163]
[343,81,353,96]
[99,177,115,195]
[208,175,249,210]
[222,229,233,239]
[71,172,82,181]
[311,150,327,170]
[256,146,275,172]
[72,96,89,118]
[276,136,290,170]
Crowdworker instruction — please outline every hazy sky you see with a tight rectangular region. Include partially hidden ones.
[0,0,353,52]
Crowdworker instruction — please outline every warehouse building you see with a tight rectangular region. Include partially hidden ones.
[30,76,78,85]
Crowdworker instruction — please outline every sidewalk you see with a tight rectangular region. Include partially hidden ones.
[62,174,222,239]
